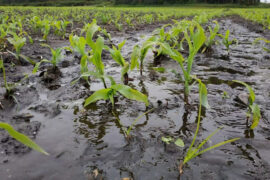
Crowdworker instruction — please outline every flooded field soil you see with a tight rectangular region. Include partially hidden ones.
[1,16,270,180]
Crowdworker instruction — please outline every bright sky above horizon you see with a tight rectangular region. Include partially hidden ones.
[261,0,270,3]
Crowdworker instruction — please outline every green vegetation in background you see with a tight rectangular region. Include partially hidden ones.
[0,0,265,6]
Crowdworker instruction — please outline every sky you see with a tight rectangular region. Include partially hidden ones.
[261,0,270,3]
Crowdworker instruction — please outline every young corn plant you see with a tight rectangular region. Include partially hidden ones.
[81,19,101,48]
[130,36,159,76]
[7,33,26,60]
[179,78,240,175]
[72,36,107,88]
[202,21,220,53]
[0,122,48,155]
[84,83,149,109]
[33,44,63,73]
[53,20,71,38]
[106,40,130,85]
[40,19,51,41]
[0,25,8,51]
[218,30,237,55]
[233,80,261,129]
[167,23,206,103]
[69,34,89,80]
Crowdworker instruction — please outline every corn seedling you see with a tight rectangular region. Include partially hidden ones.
[113,19,123,31]
[53,20,71,38]
[39,18,51,41]
[203,21,220,53]
[130,36,159,76]
[101,28,111,42]
[161,136,185,147]
[0,122,48,155]
[7,33,26,60]
[218,30,237,55]
[233,80,261,129]
[166,23,206,103]
[179,78,239,175]
[69,34,90,81]
[33,44,64,73]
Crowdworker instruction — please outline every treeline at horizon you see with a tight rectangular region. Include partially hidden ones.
[0,0,262,6]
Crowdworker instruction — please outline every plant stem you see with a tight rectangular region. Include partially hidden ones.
[183,86,202,165]
[184,81,189,104]
[123,73,129,85]
[140,60,143,76]
[102,77,107,89]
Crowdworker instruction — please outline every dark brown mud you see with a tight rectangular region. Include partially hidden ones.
[1,17,270,180]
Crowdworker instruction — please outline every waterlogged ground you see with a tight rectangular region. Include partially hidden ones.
[0,16,270,180]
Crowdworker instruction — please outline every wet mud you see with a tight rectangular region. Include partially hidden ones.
[0,17,270,180]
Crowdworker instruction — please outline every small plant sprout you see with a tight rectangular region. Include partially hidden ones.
[114,108,154,139]
[101,28,111,42]
[222,91,230,99]
[218,30,237,55]
[161,136,185,147]
[0,122,48,155]
[7,33,26,60]
[84,83,149,109]
[166,23,206,104]
[179,78,239,175]
[233,80,261,129]
[131,36,167,76]
[69,34,90,82]
[33,44,64,73]
[202,21,220,53]
[106,40,130,85]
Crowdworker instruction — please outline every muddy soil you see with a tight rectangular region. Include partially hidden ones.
[0,17,270,180]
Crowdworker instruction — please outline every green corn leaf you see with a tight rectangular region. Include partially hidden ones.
[232,80,255,104]
[162,136,173,144]
[130,45,140,71]
[225,29,230,40]
[0,122,49,155]
[194,137,240,157]
[109,46,125,67]
[190,127,223,160]
[153,67,165,73]
[85,19,100,48]
[118,40,126,50]
[111,84,149,106]
[175,138,185,148]
[84,88,112,107]
[32,59,50,74]
[193,25,206,53]
[92,36,105,76]
[193,77,210,109]
[250,104,261,129]
[199,81,210,109]
[121,63,130,81]
[19,54,36,65]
